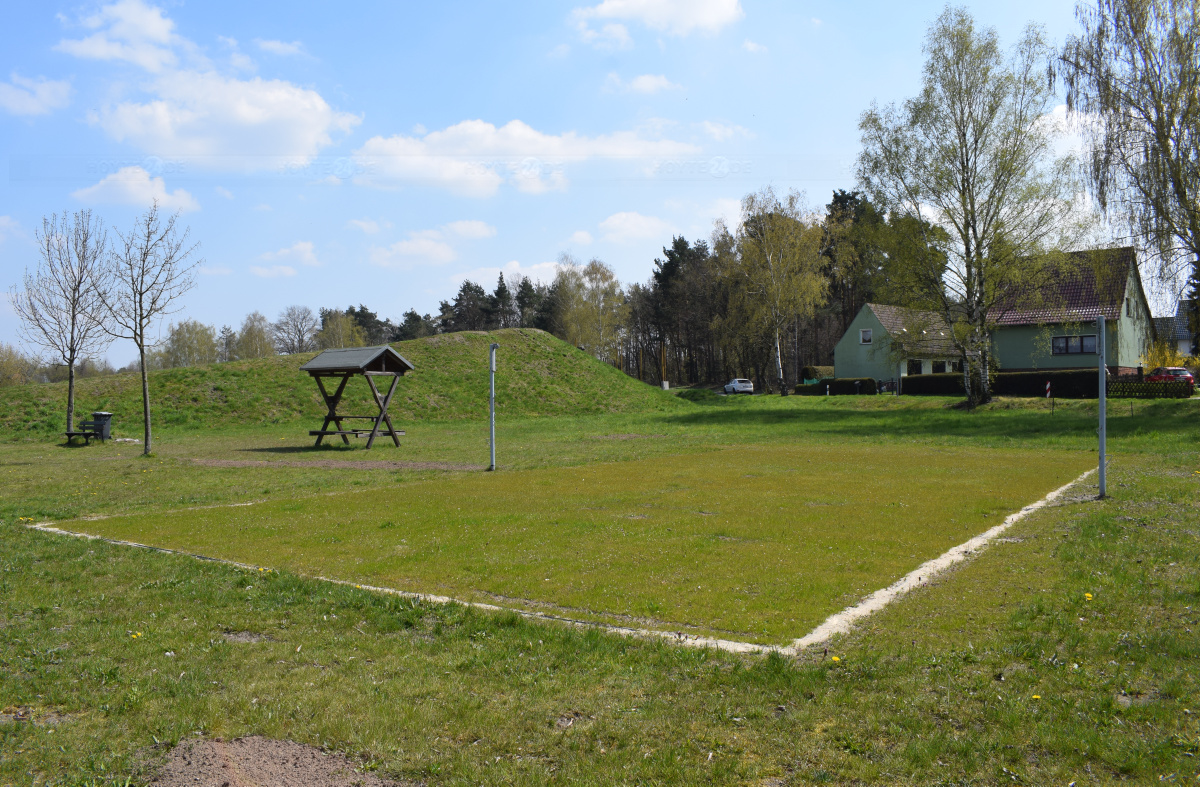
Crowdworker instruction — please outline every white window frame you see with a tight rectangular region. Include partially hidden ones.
[859,328,873,345]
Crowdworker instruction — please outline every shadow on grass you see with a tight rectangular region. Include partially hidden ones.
[662,397,1198,449]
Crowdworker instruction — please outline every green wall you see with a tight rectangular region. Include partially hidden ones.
[834,308,901,380]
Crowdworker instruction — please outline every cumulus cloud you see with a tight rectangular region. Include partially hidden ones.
[259,240,318,267]
[0,74,71,116]
[55,0,182,72]
[605,73,681,94]
[369,231,457,267]
[568,230,593,245]
[444,220,496,239]
[742,39,766,53]
[699,120,752,142]
[348,218,382,234]
[57,0,357,170]
[0,216,22,245]
[215,186,234,199]
[354,119,698,197]
[71,165,199,212]
[599,211,673,243]
[256,39,305,56]
[91,70,360,170]
[573,0,743,39]
[249,265,295,278]
[453,259,560,286]
[367,220,497,267]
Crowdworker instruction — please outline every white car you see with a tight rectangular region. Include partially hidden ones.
[723,378,754,394]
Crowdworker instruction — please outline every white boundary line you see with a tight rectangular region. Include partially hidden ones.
[25,467,1095,657]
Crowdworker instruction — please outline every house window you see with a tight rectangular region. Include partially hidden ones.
[950,359,962,373]
[1126,298,1132,317]
[932,360,947,374]
[907,359,923,376]
[860,329,872,345]
[1052,334,1097,355]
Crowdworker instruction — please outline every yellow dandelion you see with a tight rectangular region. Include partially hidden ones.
[1085,593,1093,601]
[1031,695,1041,700]
[831,656,840,662]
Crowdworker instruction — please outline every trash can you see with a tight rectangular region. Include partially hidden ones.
[91,412,113,441]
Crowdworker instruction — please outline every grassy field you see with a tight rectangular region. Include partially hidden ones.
[71,442,1093,644]
[1,361,1198,783]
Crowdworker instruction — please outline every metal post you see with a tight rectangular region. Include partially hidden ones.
[489,343,498,471]
[1097,316,1106,498]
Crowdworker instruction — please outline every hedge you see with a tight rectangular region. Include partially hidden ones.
[898,373,964,396]
[994,370,1098,398]
[896,369,1189,399]
[800,365,834,381]
[794,377,878,395]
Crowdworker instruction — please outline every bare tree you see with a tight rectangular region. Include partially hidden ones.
[858,8,1084,403]
[9,211,112,432]
[99,203,200,455]
[273,305,319,354]
[1059,0,1200,352]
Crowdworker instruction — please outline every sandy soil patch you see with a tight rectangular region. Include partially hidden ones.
[149,736,409,786]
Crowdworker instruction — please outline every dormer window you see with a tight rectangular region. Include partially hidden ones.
[860,329,872,345]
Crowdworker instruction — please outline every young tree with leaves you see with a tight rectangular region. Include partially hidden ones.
[9,210,113,432]
[236,312,275,359]
[162,319,218,368]
[1059,0,1200,353]
[99,203,199,454]
[315,309,366,349]
[858,8,1084,403]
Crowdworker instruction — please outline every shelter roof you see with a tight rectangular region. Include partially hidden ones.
[865,303,958,355]
[988,247,1137,326]
[299,345,414,375]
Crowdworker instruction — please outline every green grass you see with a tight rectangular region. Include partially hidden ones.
[73,442,1093,643]
[0,328,680,439]
[1,357,1198,784]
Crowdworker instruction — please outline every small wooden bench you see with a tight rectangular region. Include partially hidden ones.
[64,421,104,445]
[309,429,406,439]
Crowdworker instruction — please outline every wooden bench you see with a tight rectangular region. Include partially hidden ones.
[309,429,406,438]
[64,420,104,445]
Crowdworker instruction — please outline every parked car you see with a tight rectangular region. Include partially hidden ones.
[1146,366,1195,390]
[723,378,754,395]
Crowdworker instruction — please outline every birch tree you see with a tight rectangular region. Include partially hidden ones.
[99,203,200,455]
[1059,0,1200,353]
[858,7,1083,402]
[729,187,827,386]
[9,210,112,432]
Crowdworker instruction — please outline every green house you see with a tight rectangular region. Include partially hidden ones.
[835,247,1155,382]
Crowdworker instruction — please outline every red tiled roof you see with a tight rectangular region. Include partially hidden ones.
[988,247,1135,326]
[866,303,958,355]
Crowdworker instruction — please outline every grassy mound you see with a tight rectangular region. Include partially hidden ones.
[0,329,679,439]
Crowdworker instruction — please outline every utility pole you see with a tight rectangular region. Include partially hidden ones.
[489,342,498,471]
[1097,316,1106,498]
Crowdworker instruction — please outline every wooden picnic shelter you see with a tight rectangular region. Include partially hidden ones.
[299,345,414,448]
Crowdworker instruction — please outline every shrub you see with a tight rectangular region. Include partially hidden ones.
[993,370,1098,398]
[675,387,719,403]
[801,365,834,381]
[794,378,877,395]
[899,373,965,396]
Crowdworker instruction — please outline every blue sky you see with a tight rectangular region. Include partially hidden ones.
[1,0,1083,364]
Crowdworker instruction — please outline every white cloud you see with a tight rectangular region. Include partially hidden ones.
[71,165,199,212]
[699,120,753,142]
[367,220,496,267]
[453,259,560,286]
[249,265,295,278]
[0,74,71,116]
[57,1,357,170]
[444,220,496,239]
[55,0,182,72]
[568,230,593,245]
[548,43,571,58]
[742,39,766,53]
[811,17,823,26]
[199,264,232,275]
[259,241,318,267]
[91,70,360,170]
[215,186,233,199]
[348,218,381,234]
[0,216,21,245]
[710,197,743,226]
[573,0,743,38]
[605,72,681,94]
[256,39,305,56]
[354,119,699,197]
[369,231,457,268]
[253,203,272,211]
[599,211,673,243]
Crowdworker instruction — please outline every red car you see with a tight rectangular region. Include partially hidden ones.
[1146,366,1195,391]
